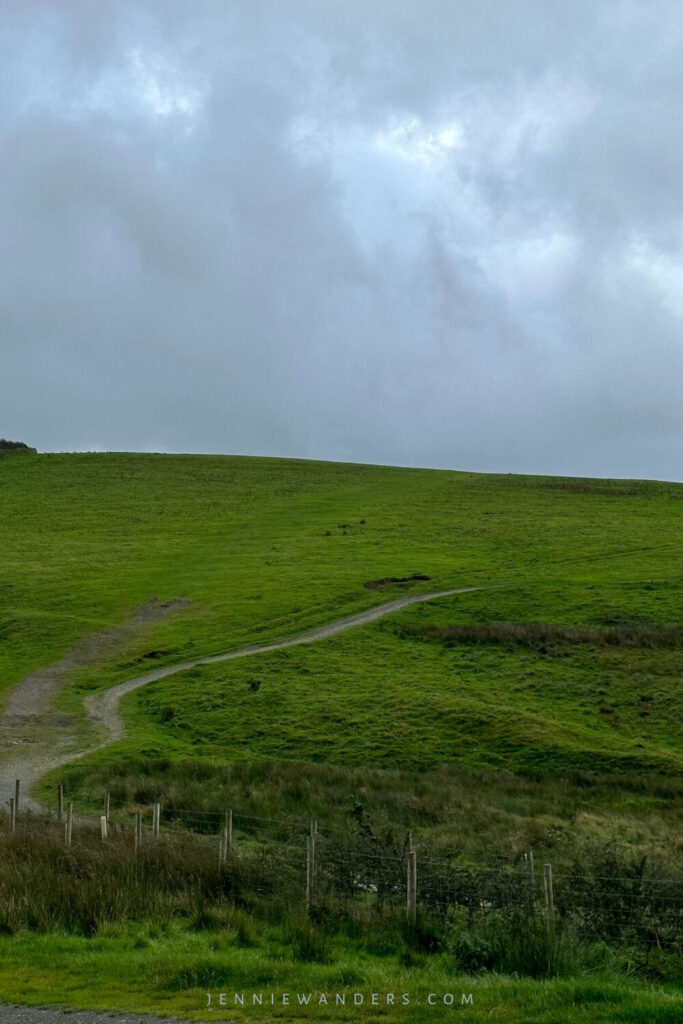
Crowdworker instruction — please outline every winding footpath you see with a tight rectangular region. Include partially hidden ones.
[0,586,487,1022]
[1,586,486,812]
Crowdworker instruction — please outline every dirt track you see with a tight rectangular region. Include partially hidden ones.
[0,1006,193,1024]
[0,586,485,811]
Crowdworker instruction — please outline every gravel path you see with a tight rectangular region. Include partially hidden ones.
[0,1007,194,1023]
[0,601,187,812]
[1,585,486,812]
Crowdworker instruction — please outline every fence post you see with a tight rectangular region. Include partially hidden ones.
[57,783,64,822]
[9,797,16,834]
[65,803,73,848]
[153,802,161,838]
[219,809,232,867]
[306,821,317,912]
[104,792,110,824]
[525,847,536,910]
[407,850,417,926]
[543,863,555,936]
[14,780,20,816]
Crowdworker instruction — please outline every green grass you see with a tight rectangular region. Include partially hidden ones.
[102,611,681,775]
[3,451,683,1019]
[48,580,683,819]
[3,451,683,703]
[0,925,681,1023]
[4,451,683,788]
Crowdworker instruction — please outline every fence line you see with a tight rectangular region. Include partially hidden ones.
[2,783,681,947]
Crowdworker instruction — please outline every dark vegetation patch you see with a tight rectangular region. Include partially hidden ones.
[536,477,676,497]
[0,829,258,937]
[397,620,683,650]
[364,573,431,590]
[545,485,656,497]
[0,439,36,455]
[536,477,683,497]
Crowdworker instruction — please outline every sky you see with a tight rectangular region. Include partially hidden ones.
[1,0,683,479]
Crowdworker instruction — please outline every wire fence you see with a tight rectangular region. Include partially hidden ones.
[2,785,681,953]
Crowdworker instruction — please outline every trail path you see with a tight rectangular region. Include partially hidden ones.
[0,586,485,811]
[0,1006,192,1024]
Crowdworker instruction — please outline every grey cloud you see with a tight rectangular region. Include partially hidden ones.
[1,0,683,479]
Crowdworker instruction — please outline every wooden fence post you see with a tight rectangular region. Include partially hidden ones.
[65,803,73,848]
[57,783,64,822]
[9,797,16,834]
[543,863,555,936]
[14,780,20,816]
[153,802,161,838]
[219,810,232,867]
[100,815,108,841]
[525,847,536,910]
[306,821,317,912]
[407,850,417,925]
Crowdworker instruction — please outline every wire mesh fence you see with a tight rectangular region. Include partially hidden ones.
[1,790,681,953]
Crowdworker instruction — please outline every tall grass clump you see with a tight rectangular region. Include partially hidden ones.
[398,620,683,650]
[0,827,297,936]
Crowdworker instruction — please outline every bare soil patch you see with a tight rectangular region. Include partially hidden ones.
[364,573,431,590]
[3,600,187,721]
[0,599,187,810]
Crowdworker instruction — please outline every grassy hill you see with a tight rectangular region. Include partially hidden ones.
[1,452,682,1021]
[3,450,683,692]
[3,451,682,775]
[2,449,682,838]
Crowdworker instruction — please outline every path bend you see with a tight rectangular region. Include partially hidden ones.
[2,585,488,810]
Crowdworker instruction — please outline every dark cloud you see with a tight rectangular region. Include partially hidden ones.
[1,0,682,478]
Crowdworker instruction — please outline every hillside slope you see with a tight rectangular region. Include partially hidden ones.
[3,451,682,704]
[2,453,683,782]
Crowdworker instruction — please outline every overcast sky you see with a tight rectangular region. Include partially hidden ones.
[2,1,683,479]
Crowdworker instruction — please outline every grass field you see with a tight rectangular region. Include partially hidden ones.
[3,451,683,701]
[85,594,682,776]
[0,927,681,1023]
[2,931,681,1023]
[1,450,683,1021]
